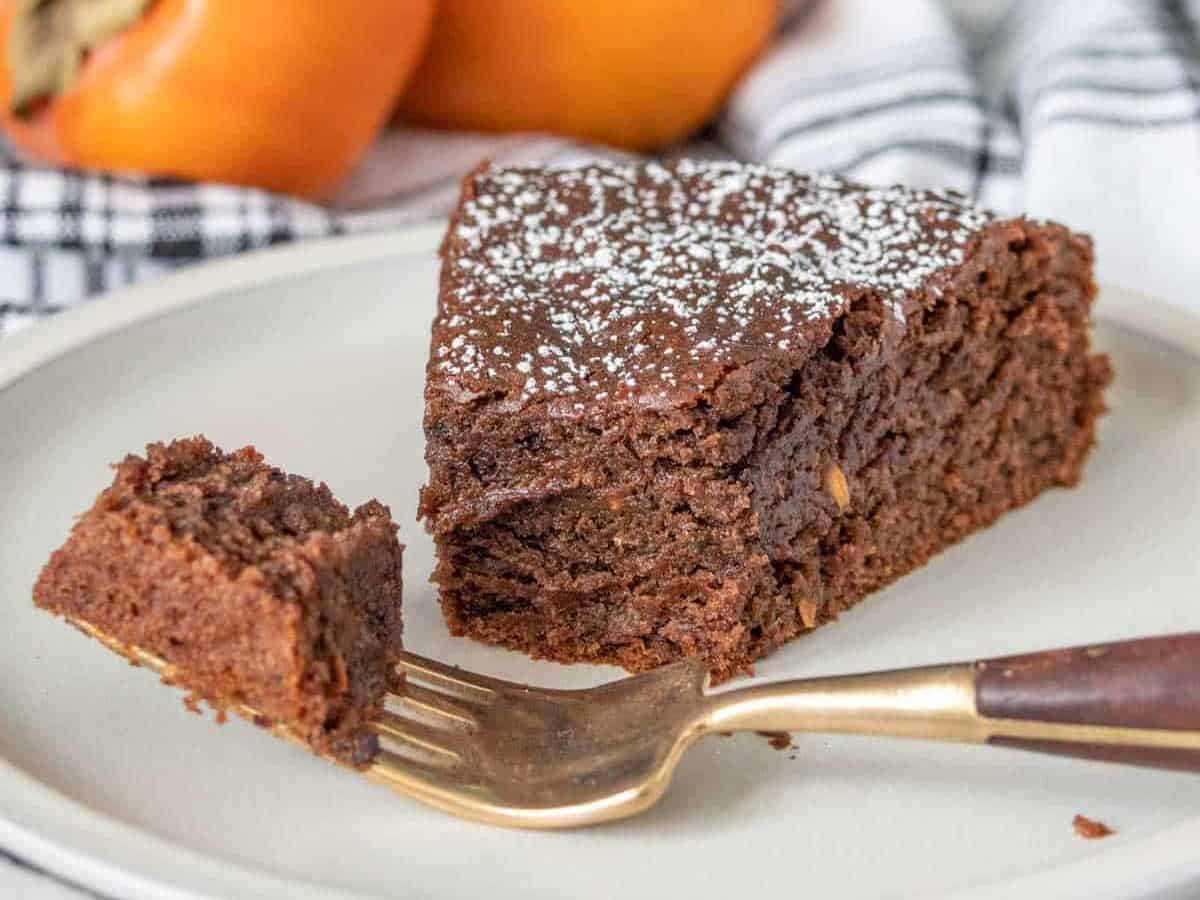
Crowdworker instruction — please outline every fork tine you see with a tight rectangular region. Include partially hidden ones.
[388,683,478,729]
[372,710,469,762]
[396,651,500,701]
[368,748,483,794]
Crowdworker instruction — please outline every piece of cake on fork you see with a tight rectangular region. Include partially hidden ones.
[420,160,1111,680]
[35,437,405,765]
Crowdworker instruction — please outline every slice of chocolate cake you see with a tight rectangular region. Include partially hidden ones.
[35,437,404,765]
[420,160,1111,681]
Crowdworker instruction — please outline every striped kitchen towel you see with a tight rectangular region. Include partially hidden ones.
[1,0,1198,340]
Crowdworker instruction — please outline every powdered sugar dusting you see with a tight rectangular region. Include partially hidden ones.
[436,161,991,405]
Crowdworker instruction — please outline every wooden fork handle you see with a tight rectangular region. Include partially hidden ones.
[703,633,1200,773]
[975,633,1200,772]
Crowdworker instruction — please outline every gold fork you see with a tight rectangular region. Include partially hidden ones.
[72,618,1200,829]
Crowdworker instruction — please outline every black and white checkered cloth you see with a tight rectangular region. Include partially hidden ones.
[5,0,1200,896]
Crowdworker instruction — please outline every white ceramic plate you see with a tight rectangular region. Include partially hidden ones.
[1,227,1199,900]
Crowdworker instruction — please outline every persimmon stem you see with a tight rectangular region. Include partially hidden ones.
[9,0,150,117]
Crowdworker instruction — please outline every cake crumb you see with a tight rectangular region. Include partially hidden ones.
[757,730,793,751]
[1073,814,1114,839]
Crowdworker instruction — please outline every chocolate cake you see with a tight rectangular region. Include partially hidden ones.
[35,437,404,765]
[421,160,1111,681]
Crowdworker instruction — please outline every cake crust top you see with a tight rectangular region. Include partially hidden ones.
[434,160,991,409]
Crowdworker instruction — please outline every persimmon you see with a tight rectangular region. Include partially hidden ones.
[0,0,435,199]
[398,0,778,151]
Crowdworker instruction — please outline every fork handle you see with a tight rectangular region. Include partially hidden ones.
[702,634,1200,772]
[975,633,1200,770]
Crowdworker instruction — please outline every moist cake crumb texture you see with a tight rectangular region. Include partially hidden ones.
[423,160,1112,681]
[439,161,991,404]
[34,436,405,766]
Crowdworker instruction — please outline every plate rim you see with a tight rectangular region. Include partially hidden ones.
[0,223,447,394]
[1,227,1198,900]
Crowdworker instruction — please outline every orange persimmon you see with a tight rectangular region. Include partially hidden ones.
[398,0,778,151]
[0,0,436,199]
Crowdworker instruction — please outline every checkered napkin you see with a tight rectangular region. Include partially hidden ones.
[5,0,1200,896]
